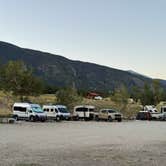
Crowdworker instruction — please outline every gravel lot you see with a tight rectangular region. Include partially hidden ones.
[0,121,166,166]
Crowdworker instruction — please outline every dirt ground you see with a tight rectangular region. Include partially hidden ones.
[0,121,166,166]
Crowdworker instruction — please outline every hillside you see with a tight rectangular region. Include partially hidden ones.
[0,41,156,92]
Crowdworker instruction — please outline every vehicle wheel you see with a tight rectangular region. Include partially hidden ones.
[56,116,61,122]
[73,116,79,121]
[13,115,18,121]
[84,117,89,121]
[95,115,99,121]
[117,119,122,122]
[108,116,113,122]
[66,117,71,121]
[41,119,46,122]
[29,116,35,122]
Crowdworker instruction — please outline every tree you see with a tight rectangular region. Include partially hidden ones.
[130,86,142,102]
[152,79,163,105]
[112,85,129,104]
[111,85,130,112]
[56,87,82,109]
[140,83,154,106]
[0,61,43,101]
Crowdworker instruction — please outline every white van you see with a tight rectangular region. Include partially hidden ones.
[73,105,96,120]
[43,105,71,121]
[13,103,47,122]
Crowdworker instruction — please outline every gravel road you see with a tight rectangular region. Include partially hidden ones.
[0,121,166,166]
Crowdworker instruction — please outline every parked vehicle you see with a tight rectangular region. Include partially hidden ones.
[13,103,47,122]
[94,96,103,100]
[43,105,71,121]
[143,105,164,120]
[158,106,166,121]
[95,109,122,122]
[136,111,152,120]
[72,105,96,120]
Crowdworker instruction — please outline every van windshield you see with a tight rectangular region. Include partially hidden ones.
[32,107,44,113]
[58,107,69,113]
[108,110,117,113]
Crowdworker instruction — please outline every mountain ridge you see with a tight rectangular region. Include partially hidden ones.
[0,41,164,92]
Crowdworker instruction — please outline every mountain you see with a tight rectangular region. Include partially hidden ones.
[127,70,151,79]
[0,41,163,92]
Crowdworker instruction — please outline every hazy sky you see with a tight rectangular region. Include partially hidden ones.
[0,0,166,79]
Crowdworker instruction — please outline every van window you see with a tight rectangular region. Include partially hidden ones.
[44,108,49,112]
[55,109,58,113]
[89,109,94,112]
[162,107,166,112]
[108,110,116,113]
[14,106,26,112]
[76,107,88,112]
[101,110,106,113]
[51,109,54,112]
[32,106,43,113]
[58,108,69,113]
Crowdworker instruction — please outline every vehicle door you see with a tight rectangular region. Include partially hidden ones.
[19,107,28,118]
[54,108,59,117]
[43,108,51,117]
[100,110,107,119]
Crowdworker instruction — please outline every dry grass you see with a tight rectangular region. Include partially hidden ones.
[0,91,141,119]
[29,94,56,105]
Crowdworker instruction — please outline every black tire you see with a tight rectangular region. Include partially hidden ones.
[29,116,35,122]
[41,119,46,122]
[56,116,61,122]
[13,115,18,121]
[84,117,90,121]
[117,118,122,122]
[108,116,113,122]
[95,115,99,121]
[73,116,79,121]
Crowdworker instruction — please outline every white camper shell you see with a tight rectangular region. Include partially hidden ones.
[143,105,165,120]
[73,105,96,120]
[13,103,47,122]
[43,105,71,121]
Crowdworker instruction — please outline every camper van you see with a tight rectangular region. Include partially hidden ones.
[72,105,96,120]
[12,103,47,122]
[43,105,71,121]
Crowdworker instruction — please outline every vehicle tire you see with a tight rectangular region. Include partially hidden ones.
[56,116,61,122]
[41,119,46,122]
[95,115,99,121]
[29,116,35,122]
[66,117,71,121]
[13,115,18,121]
[108,116,113,122]
[84,117,89,121]
[117,118,122,122]
[73,115,79,121]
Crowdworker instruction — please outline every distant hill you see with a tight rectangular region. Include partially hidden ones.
[0,41,164,92]
[127,70,151,79]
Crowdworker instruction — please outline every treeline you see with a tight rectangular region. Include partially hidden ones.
[0,60,165,107]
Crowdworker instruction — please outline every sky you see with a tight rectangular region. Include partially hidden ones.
[0,0,166,79]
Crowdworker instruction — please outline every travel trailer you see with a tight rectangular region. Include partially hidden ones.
[72,105,96,120]
[13,103,47,122]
